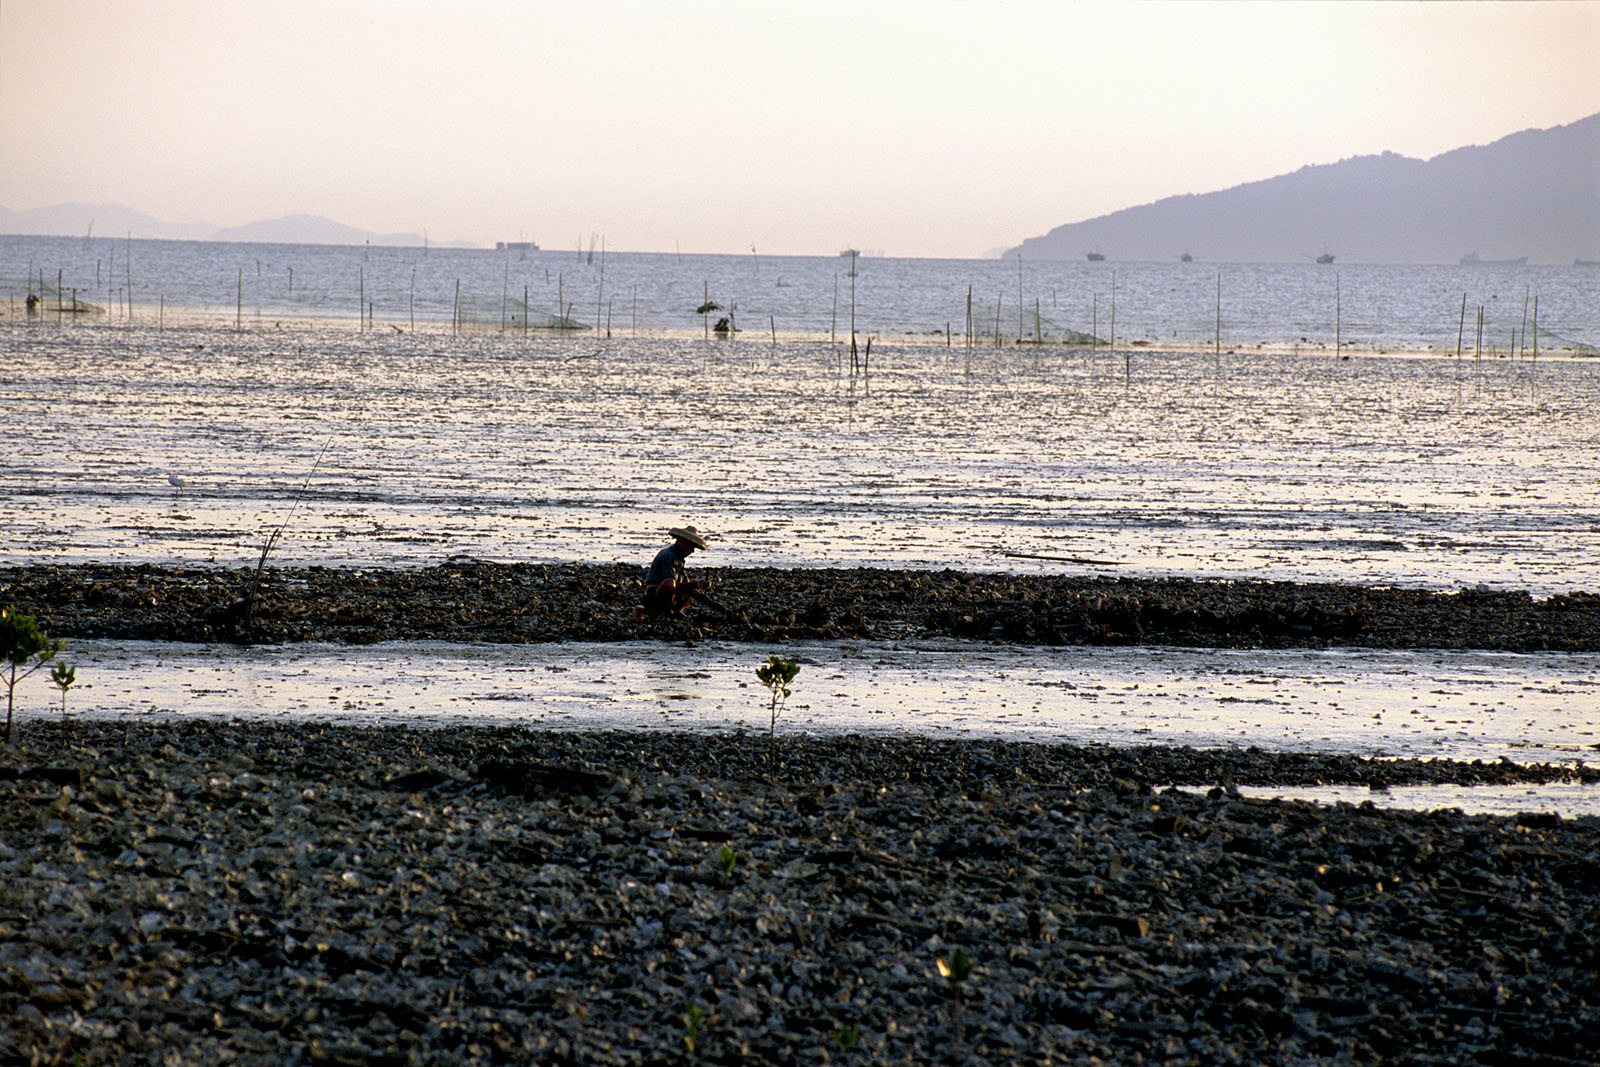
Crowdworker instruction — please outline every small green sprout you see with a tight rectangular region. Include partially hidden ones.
[716,844,737,884]
[51,661,76,724]
[755,656,800,743]
[937,947,975,993]
[833,1024,861,1049]
[682,1000,708,1056]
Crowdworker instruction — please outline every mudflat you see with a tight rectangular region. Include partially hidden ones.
[5,562,1598,650]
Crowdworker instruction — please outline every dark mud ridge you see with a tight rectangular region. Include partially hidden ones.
[5,561,1598,651]
[4,721,1597,1065]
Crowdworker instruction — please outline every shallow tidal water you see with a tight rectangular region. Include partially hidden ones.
[6,286,1599,819]
[50,638,1600,817]
[6,325,1599,595]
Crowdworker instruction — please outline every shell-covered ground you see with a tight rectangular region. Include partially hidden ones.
[5,562,1597,651]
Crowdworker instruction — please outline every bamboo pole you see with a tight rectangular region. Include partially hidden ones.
[850,251,858,370]
[237,268,243,330]
[1520,285,1530,358]
[965,285,972,350]
[1335,274,1341,354]
[359,267,365,332]
[1016,255,1023,342]
[1214,269,1222,367]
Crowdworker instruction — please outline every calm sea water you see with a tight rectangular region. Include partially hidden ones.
[4,236,1598,811]
[5,233,1599,351]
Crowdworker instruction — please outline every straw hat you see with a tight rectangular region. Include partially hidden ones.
[669,526,709,549]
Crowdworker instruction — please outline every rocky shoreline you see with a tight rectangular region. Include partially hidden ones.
[4,721,1597,1065]
[5,561,1598,651]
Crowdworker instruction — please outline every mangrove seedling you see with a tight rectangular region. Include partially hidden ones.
[755,656,800,744]
[682,1000,708,1056]
[51,661,76,726]
[937,948,975,995]
[716,844,737,885]
[833,1024,861,1050]
[2,607,64,745]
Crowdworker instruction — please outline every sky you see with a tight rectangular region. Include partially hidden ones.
[2,0,1597,258]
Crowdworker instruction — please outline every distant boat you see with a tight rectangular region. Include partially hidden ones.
[1577,259,1600,267]
[1316,252,1335,264]
[1179,252,1193,263]
[496,241,539,252]
[1459,252,1527,266]
[838,248,860,258]
[1086,252,1106,262]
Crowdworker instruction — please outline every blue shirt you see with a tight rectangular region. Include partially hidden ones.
[644,542,689,586]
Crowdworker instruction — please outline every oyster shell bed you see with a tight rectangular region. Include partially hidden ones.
[3,720,1597,1065]
[5,562,1598,650]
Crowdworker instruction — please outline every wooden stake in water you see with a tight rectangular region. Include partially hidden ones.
[453,279,460,334]
[1335,274,1341,354]
[1016,255,1023,342]
[1520,285,1530,358]
[410,268,416,331]
[850,251,858,371]
[359,267,365,332]
[596,235,605,337]
[1111,271,1120,384]
[964,285,972,350]
[832,275,839,346]
[237,268,243,330]
[1214,269,1222,366]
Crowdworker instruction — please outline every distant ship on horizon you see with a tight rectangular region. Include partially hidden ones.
[496,240,539,252]
[1316,252,1335,264]
[1459,252,1527,266]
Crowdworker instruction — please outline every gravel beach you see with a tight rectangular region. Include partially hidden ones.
[5,563,1598,1063]
[4,721,1598,1065]
[5,562,1598,651]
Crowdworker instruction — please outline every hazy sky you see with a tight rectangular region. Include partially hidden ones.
[3,0,1596,257]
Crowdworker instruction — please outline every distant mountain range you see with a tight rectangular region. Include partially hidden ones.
[0,203,476,248]
[1007,113,1600,265]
